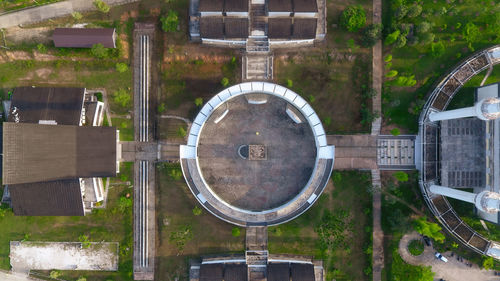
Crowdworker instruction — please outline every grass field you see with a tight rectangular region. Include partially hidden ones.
[268,171,373,281]
[274,0,373,134]
[155,163,245,281]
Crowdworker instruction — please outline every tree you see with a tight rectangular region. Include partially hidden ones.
[72,12,83,21]
[339,5,366,32]
[91,43,108,59]
[406,5,422,18]
[416,22,431,34]
[431,41,445,58]
[362,23,383,47]
[232,227,241,237]
[112,89,131,108]
[394,35,407,48]
[462,22,480,44]
[177,127,187,138]
[390,128,401,136]
[413,217,445,243]
[115,62,128,73]
[419,32,435,45]
[161,10,179,32]
[394,5,408,20]
[93,0,110,13]
[386,70,398,78]
[483,256,494,270]
[384,54,393,62]
[192,206,202,216]
[194,97,203,107]
[384,30,400,45]
[393,171,408,182]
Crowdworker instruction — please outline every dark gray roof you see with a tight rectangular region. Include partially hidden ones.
[53,28,116,48]
[199,0,224,11]
[224,264,247,281]
[9,87,85,125]
[268,18,292,39]
[225,18,249,38]
[225,0,248,12]
[293,0,318,12]
[200,264,223,281]
[291,263,315,281]
[3,123,117,185]
[268,263,290,281]
[268,0,292,12]
[9,180,84,216]
[200,17,224,39]
[292,18,317,39]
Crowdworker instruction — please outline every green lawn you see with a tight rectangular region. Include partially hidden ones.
[113,117,134,141]
[382,0,500,132]
[269,171,373,281]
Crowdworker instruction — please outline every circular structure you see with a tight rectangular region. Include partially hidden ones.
[179,82,335,226]
[418,45,500,257]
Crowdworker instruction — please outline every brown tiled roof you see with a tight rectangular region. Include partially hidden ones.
[268,18,292,39]
[268,263,290,281]
[3,123,117,185]
[291,263,314,281]
[225,0,248,12]
[293,0,318,12]
[200,17,225,39]
[225,18,249,38]
[53,28,115,48]
[9,87,85,125]
[292,18,317,39]
[199,0,224,11]
[200,263,223,281]
[9,180,84,216]
[268,0,292,12]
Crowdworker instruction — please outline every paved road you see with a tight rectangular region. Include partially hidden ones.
[399,232,498,281]
[0,0,139,29]
[0,271,41,281]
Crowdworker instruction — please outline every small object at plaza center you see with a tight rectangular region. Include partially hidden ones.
[249,145,266,160]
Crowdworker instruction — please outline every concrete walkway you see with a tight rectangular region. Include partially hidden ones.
[0,271,41,281]
[399,232,498,281]
[326,135,377,169]
[0,0,139,29]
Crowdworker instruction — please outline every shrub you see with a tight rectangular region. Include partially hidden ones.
[408,240,424,256]
[112,89,131,108]
[232,227,241,237]
[118,196,132,212]
[50,271,61,278]
[91,43,108,59]
[394,5,408,20]
[79,234,91,248]
[286,79,293,88]
[483,257,494,270]
[394,35,407,48]
[221,77,229,87]
[362,23,383,47]
[177,127,187,138]
[406,5,422,18]
[413,217,445,243]
[169,225,193,252]
[115,62,128,73]
[384,54,393,62]
[340,5,366,32]
[194,97,203,107]
[419,32,435,45]
[72,11,83,20]
[323,117,332,127]
[192,206,202,216]
[393,75,417,87]
[431,41,445,58]
[393,171,408,182]
[462,22,480,44]
[158,103,166,113]
[398,23,411,37]
[416,22,431,34]
[161,10,179,32]
[36,43,47,53]
[93,0,110,13]
[390,128,401,136]
[169,168,183,181]
[77,277,87,281]
[386,70,398,78]
[384,30,400,45]
[308,95,315,103]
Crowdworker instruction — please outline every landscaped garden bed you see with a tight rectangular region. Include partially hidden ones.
[408,240,424,256]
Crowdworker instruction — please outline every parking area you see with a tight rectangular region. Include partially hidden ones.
[399,232,499,281]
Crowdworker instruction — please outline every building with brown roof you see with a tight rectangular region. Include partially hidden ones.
[2,87,118,216]
[52,28,116,48]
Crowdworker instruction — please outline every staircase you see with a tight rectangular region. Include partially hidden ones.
[243,54,273,81]
[246,226,268,281]
[250,3,266,37]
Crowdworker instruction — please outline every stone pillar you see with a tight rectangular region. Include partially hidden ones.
[430,185,500,213]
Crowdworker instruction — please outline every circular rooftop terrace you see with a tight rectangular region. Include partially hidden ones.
[179,82,335,226]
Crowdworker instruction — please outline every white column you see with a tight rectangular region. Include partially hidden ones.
[429,106,478,122]
[429,185,477,203]
[429,98,500,122]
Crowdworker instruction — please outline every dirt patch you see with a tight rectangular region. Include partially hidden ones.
[5,51,31,61]
[34,68,52,79]
[4,26,52,44]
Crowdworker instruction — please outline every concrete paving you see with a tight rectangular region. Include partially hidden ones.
[0,271,41,281]
[399,232,498,281]
[327,135,377,169]
[0,0,139,29]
